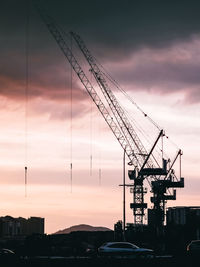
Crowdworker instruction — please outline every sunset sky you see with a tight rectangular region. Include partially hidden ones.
[1,0,200,234]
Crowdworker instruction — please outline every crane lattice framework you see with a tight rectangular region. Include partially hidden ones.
[70,31,160,225]
[36,4,184,227]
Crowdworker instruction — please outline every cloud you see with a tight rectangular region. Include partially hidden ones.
[184,87,200,104]
[0,47,90,107]
[103,36,200,104]
[27,96,91,120]
[1,0,200,109]
[54,0,200,59]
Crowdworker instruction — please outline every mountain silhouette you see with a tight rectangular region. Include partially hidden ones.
[53,224,112,234]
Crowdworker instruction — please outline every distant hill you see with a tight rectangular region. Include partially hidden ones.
[53,224,112,235]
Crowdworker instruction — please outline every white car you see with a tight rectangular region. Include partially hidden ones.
[187,240,200,256]
[98,242,154,258]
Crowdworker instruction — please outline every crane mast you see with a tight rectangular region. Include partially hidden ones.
[36,4,184,229]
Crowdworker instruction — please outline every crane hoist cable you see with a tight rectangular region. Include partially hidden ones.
[98,62,181,152]
[122,103,162,167]
[70,34,73,193]
[93,56,161,131]
[64,57,69,192]
[56,20,75,192]
[90,71,93,177]
[98,114,102,186]
[25,0,30,198]
[90,99,93,177]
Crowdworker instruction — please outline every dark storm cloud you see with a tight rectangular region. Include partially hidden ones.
[50,0,200,56]
[111,49,200,87]
[0,55,85,103]
[104,37,200,103]
[1,0,200,106]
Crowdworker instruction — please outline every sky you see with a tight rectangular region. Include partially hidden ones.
[0,0,200,234]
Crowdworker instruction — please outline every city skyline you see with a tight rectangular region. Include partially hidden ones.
[0,0,200,233]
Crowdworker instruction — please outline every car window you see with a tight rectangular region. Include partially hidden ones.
[121,244,133,248]
[108,244,120,248]
[108,243,134,249]
[192,241,200,244]
[191,241,200,246]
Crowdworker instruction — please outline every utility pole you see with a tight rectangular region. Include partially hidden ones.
[123,148,126,240]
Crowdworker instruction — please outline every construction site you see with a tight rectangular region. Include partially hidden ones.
[1,0,200,266]
[35,2,185,234]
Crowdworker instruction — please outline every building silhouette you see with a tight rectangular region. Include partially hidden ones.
[0,216,44,238]
[166,206,200,240]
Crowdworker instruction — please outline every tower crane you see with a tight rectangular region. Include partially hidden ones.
[35,4,184,228]
[70,31,164,225]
